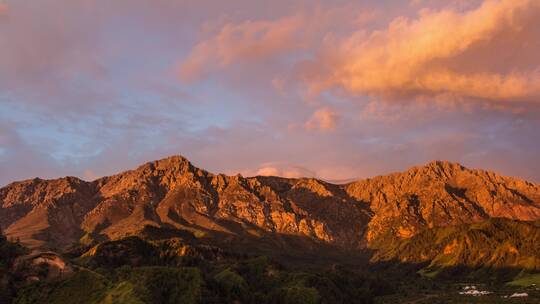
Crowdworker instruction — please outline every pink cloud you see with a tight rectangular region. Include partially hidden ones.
[178,15,305,82]
[177,3,374,83]
[255,166,281,177]
[248,162,317,179]
[82,169,99,181]
[310,0,540,104]
[0,2,8,15]
[304,108,341,131]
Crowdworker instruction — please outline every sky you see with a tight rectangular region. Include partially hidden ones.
[1,0,540,186]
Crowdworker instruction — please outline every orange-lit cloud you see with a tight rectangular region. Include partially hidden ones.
[314,0,540,103]
[178,15,304,82]
[178,4,372,83]
[304,108,340,131]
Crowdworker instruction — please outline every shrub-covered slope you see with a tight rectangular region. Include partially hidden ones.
[373,218,540,274]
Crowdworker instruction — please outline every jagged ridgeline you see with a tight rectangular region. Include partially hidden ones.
[2,156,540,303]
[2,156,540,250]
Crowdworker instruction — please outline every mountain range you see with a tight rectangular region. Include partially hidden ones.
[3,155,540,303]
[2,156,540,254]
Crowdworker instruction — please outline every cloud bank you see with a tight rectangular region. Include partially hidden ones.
[179,15,305,82]
[313,0,540,104]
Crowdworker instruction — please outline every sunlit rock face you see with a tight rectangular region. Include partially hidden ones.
[1,156,540,251]
[345,160,540,245]
[0,156,370,249]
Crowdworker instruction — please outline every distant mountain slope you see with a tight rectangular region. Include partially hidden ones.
[1,156,540,254]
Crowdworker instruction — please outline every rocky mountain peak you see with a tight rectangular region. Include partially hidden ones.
[95,155,209,195]
[425,160,465,171]
[139,155,192,172]
[129,155,200,181]
[409,160,467,179]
